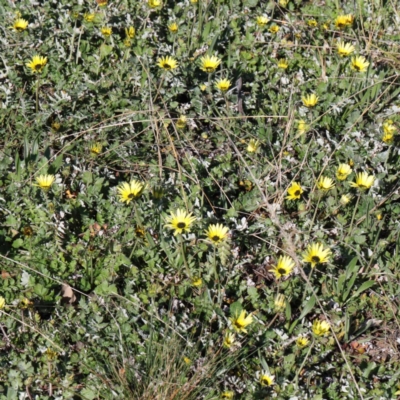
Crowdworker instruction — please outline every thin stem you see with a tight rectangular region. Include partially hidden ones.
[35,77,40,113]
[294,339,315,389]
[347,194,361,238]
[178,234,190,278]
[308,192,322,234]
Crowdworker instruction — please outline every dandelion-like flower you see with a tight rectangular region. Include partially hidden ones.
[26,55,48,74]
[335,14,354,29]
[200,55,221,73]
[317,176,335,191]
[0,296,5,310]
[269,25,280,34]
[302,243,331,268]
[350,172,374,190]
[247,138,260,153]
[148,0,162,8]
[215,78,231,92]
[274,293,286,311]
[220,391,234,399]
[176,115,187,129]
[312,319,331,336]
[117,180,145,204]
[382,131,394,144]
[84,13,95,22]
[271,255,295,278]
[125,26,135,38]
[34,174,55,191]
[45,348,58,361]
[168,22,178,33]
[340,194,353,206]
[277,59,289,69]
[205,223,229,245]
[256,16,269,27]
[336,163,352,180]
[164,209,197,235]
[297,120,309,135]
[350,56,369,72]
[383,120,396,136]
[336,41,355,57]
[157,56,178,71]
[286,182,303,201]
[230,310,253,333]
[13,18,28,32]
[191,277,202,287]
[296,336,310,348]
[307,19,318,27]
[90,142,103,155]
[260,372,275,386]
[302,93,319,107]
[101,26,112,37]
[279,0,288,7]
[223,332,236,349]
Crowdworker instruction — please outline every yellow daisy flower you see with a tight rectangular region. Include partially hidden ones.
[247,138,260,153]
[383,120,396,136]
[271,255,295,278]
[176,115,187,129]
[148,0,162,8]
[125,26,135,38]
[277,58,289,69]
[307,19,318,27]
[45,348,58,361]
[84,13,95,22]
[260,372,275,386]
[26,55,48,74]
[336,41,355,57]
[168,22,178,32]
[191,277,202,287]
[274,293,286,311]
[205,223,229,244]
[297,119,309,135]
[296,336,310,348]
[220,391,234,399]
[0,296,6,310]
[13,18,28,32]
[223,332,236,349]
[256,16,269,27]
[302,243,331,268]
[312,319,331,336]
[157,56,178,71]
[90,142,103,155]
[350,172,374,190]
[51,121,61,131]
[101,26,112,37]
[117,179,145,204]
[34,174,55,191]
[269,25,280,34]
[215,78,231,92]
[340,194,353,206]
[302,93,319,107]
[336,163,352,180]
[279,0,288,7]
[230,310,253,333]
[350,56,369,72]
[286,182,303,201]
[317,176,335,191]
[382,131,394,144]
[164,209,197,235]
[200,55,221,73]
[335,14,354,29]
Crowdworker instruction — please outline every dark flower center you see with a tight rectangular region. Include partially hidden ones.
[295,190,300,196]
[205,67,214,72]
[311,256,320,263]
[163,63,171,70]
[34,64,42,71]
[212,235,220,242]
[354,64,361,71]
[128,193,135,199]
[278,268,287,275]
[177,222,186,229]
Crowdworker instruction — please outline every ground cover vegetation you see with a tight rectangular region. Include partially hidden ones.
[1,0,400,398]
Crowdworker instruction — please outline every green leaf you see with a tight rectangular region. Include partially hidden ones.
[349,281,375,300]
[100,43,113,59]
[229,301,242,316]
[298,295,316,320]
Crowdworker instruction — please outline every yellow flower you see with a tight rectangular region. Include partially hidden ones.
[165,209,197,235]
[302,243,331,268]
[260,372,275,386]
[274,293,286,311]
[220,391,234,399]
[84,13,95,22]
[157,56,178,71]
[269,25,280,34]
[205,223,229,244]
[215,78,231,92]
[277,59,289,69]
[51,121,61,131]
[307,19,318,27]
[376,213,383,220]
[312,319,331,336]
[383,120,397,136]
[286,182,303,201]
[247,139,260,153]
[183,356,191,365]
[90,142,103,155]
[176,115,187,129]
[336,163,352,180]
[256,16,269,27]
[230,310,253,333]
[302,93,319,107]
[124,38,132,47]
[223,332,236,349]
[350,56,369,72]
[382,131,394,144]
[335,14,354,29]
[317,176,335,191]
[168,22,178,33]
[0,296,5,310]
[101,26,112,37]
[190,0,198,3]
[296,336,310,348]
[279,0,288,7]
[45,348,58,361]
[34,174,55,191]
[125,26,135,38]
[336,41,355,57]
[191,277,202,287]
[297,120,309,135]
[340,194,353,206]
[350,172,374,190]
[26,55,48,74]
[13,18,28,32]
[271,256,295,278]
[117,180,145,204]
[200,55,221,73]
[148,0,162,8]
